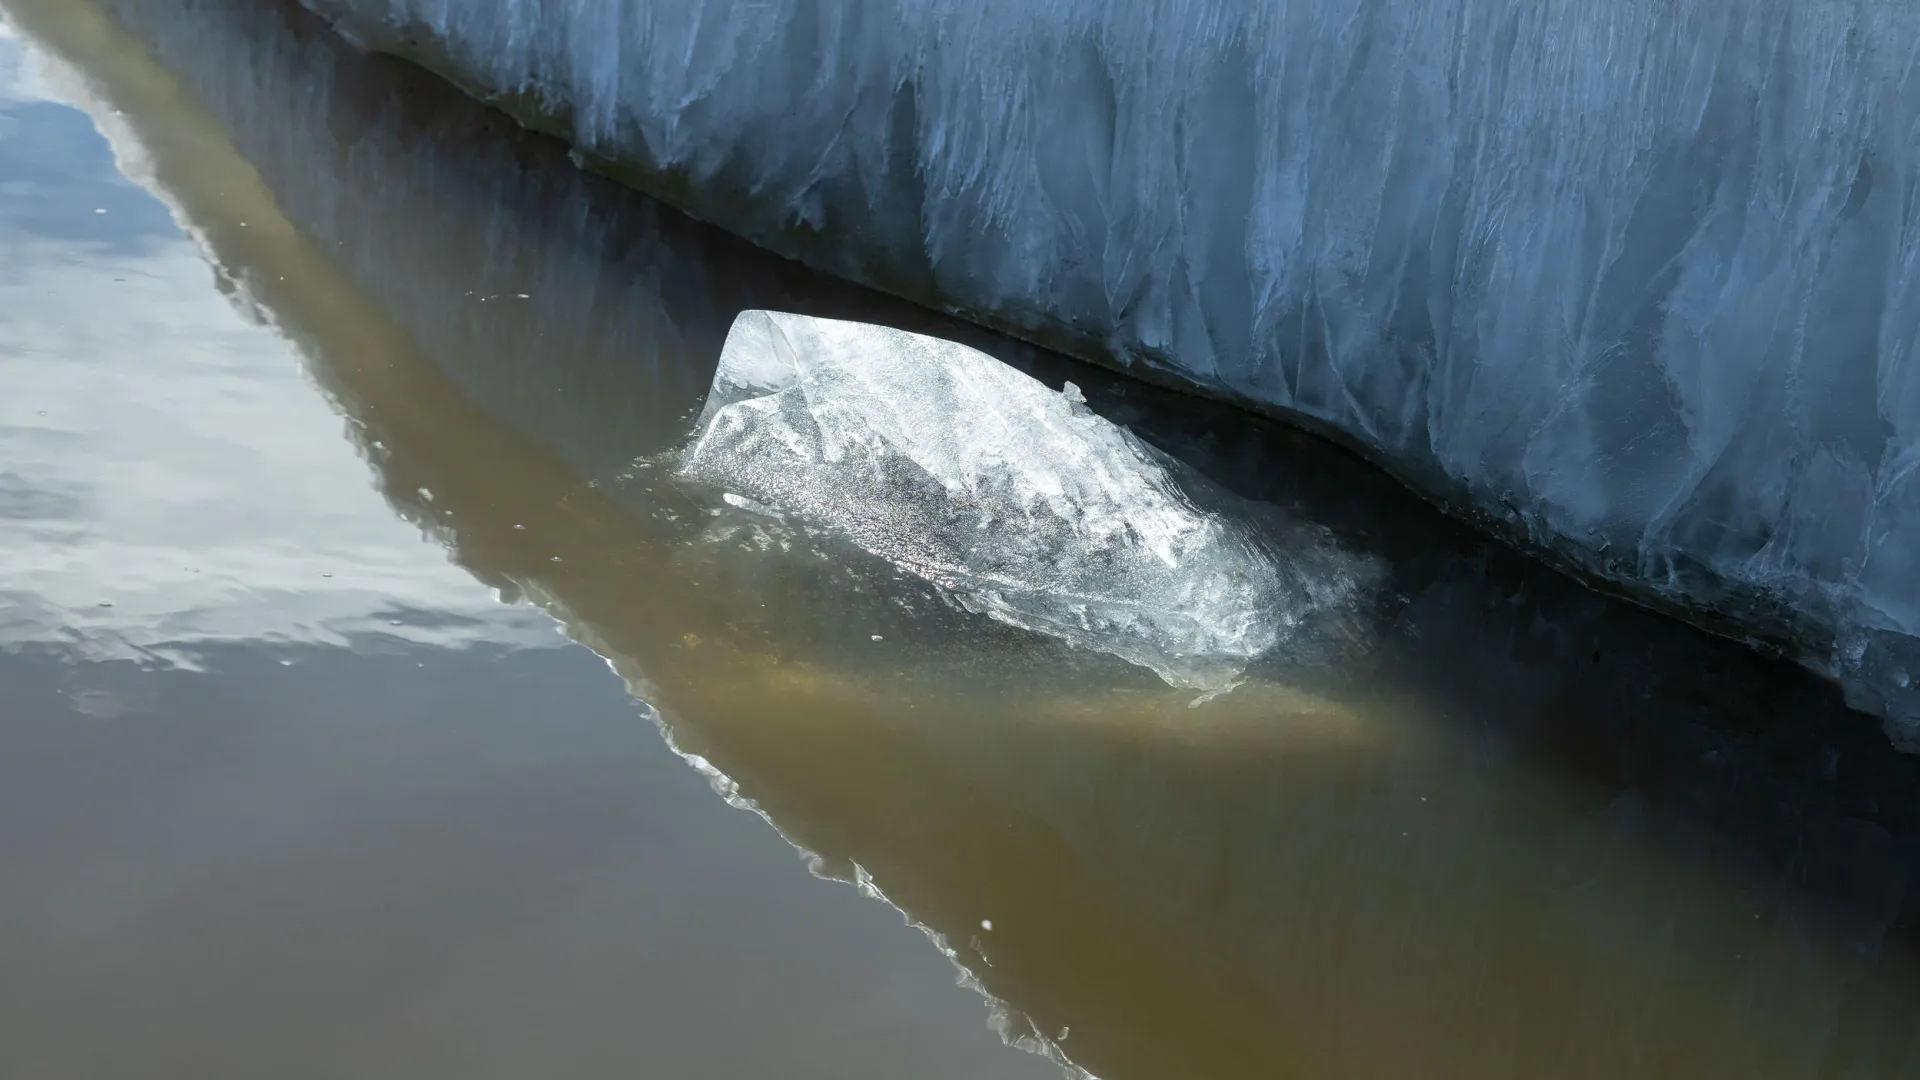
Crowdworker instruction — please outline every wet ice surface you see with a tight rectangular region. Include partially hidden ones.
[678,310,1370,693]
[12,1,1920,1078]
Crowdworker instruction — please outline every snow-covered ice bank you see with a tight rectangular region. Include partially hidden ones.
[295,0,1920,741]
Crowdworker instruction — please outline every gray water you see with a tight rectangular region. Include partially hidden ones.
[3,2,1920,1078]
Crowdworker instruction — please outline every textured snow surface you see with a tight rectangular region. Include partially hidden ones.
[300,0,1920,737]
[678,312,1362,692]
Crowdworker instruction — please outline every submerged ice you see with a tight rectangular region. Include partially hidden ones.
[677,312,1358,691]
[300,0,1920,739]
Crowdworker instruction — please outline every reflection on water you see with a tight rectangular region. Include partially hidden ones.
[10,0,1920,1077]
[0,10,1056,1080]
[0,41,552,662]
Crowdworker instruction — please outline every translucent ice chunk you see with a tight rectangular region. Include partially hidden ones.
[677,311,1360,691]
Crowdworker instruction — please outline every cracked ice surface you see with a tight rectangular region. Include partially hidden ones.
[300,0,1920,740]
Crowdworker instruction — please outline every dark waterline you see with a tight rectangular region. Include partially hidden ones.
[5,0,1920,1077]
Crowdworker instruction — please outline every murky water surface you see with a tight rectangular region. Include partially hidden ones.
[4,3,1920,1078]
